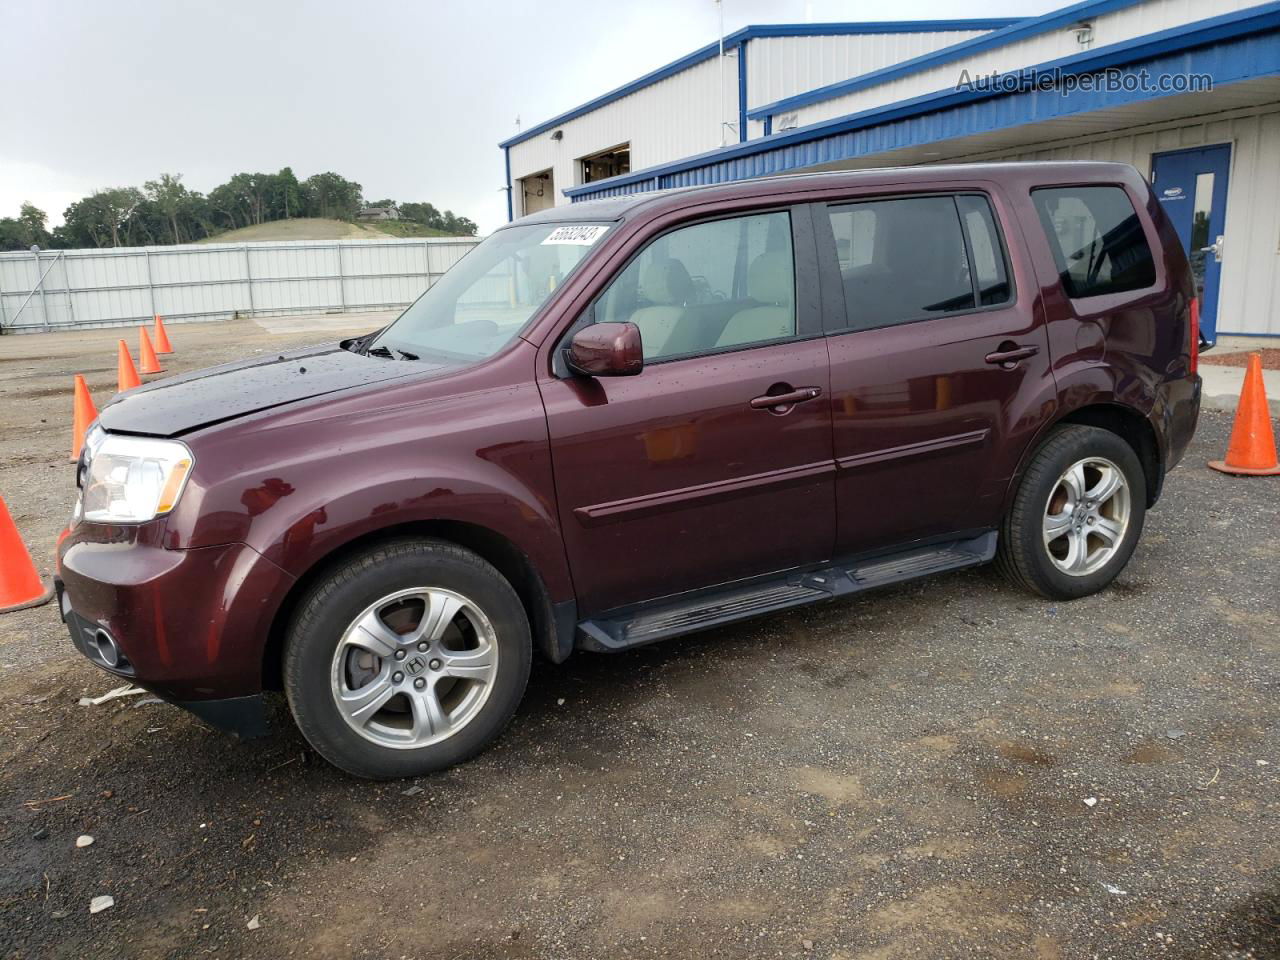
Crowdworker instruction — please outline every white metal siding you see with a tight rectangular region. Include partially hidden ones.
[965,106,1280,336]
[0,237,480,333]
[745,31,991,112]
[508,55,737,214]
[792,0,1257,127]
[508,30,1002,213]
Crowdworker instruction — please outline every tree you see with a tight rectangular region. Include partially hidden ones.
[269,167,302,220]
[144,173,192,244]
[208,182,247,231]
[302,172,362,220]
[0,203,52,250]
[399,202,441,228]
[57,188,143,248]
[5,168,474,249]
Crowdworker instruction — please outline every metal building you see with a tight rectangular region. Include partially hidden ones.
[501,0,1280,339]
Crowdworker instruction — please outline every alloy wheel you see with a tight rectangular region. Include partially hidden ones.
[329,587,499,749]
[1042,456,1131,577]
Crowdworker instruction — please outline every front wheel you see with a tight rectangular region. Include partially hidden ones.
[996,425,1147,600]
[283,539,531,779]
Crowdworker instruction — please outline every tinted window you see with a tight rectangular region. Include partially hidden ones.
[956,195,1011,306]
[595,211,795,361]
[828,196,975,330]
[1032,186,1156,298]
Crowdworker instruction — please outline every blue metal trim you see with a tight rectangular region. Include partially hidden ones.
[747,0,1148,121]
[737,43,748,143]
[742,20,1023,38]
[564,3,1280,200]
[498,19,1024,149]
[504,146,513,222]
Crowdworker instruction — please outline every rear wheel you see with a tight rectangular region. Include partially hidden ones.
[284,539,531,779]
[996,425,1146,600]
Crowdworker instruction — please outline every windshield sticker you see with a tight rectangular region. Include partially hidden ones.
[541,225,609,246]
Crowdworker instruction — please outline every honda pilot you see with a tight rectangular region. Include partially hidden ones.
[58,162,1201,778]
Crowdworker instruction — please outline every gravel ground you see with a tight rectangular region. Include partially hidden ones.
[1,320,1277,959]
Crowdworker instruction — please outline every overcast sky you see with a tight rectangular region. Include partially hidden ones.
[0,0,1058,234]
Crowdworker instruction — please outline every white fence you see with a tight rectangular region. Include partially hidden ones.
[0,236,482,334]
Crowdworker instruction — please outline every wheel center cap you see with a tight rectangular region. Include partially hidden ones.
[404,656,427,676]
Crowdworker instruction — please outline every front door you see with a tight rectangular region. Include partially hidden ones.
[1151,144,1231,341]
[538,207,835,615]
[817,191,1054,556]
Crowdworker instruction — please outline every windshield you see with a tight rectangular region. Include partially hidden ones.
[368,222,611,362]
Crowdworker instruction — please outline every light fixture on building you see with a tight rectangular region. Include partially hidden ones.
[1072,21,1094,46]
[551,129,564,141]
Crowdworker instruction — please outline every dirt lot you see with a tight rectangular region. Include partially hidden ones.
[1,319,1278,960]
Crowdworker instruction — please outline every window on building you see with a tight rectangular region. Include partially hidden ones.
[520,170,554,216]
[593,211,795,361]
[827,196,977,330]
[1032,186,1156,298]
[580,144,631,184]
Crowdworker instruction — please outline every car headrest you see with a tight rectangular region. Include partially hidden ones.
[747,251,793,306]
[640,258,694,306]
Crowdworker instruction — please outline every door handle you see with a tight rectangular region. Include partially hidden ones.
[984,344,1039,367]
[1199,234,1224,263]
[750,386,822,410]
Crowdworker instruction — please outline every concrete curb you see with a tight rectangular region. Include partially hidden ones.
[1201,391,1280,418]
[1199,363,1280,419]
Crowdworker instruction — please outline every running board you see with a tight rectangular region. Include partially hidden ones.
[577,532,996,652]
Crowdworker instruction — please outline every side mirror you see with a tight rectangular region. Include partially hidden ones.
[565,322,643,377]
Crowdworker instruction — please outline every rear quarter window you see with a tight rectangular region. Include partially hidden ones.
[1032,186,1156,299]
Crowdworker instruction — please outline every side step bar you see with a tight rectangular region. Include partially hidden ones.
[577,531,996,652]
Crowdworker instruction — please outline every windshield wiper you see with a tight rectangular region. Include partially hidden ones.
[365,344,420,361]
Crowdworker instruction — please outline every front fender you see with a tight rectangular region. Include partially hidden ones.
[163,378,574,603]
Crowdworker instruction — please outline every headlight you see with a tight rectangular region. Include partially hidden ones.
[80,433,194,524]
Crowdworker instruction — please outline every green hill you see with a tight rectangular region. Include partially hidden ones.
[196,217,463,244]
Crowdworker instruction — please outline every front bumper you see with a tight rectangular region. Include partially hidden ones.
[56,533,295,734]
[57,584,268,738]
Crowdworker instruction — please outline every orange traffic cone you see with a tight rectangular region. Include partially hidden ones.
[0,494,53,613]
[117,340,141,392]
[1208,353,1280,476]
[139,327,164,375]
[70,374,99,462]
[153,314,174,355]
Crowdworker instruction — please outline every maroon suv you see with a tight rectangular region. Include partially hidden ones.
[58,163,1201,778]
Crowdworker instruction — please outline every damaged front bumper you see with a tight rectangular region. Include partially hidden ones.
[55,533,294,739]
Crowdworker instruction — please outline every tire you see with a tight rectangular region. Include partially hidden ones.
[996,425,1147,600]
[283,538,531,779]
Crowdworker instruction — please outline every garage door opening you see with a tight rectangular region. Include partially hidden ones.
[520,170,554,216]
[580,144,630,185]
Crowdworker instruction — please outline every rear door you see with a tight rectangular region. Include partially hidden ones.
[538,205,835,615]
[815,189,1055,557]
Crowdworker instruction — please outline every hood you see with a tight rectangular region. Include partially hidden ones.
[98,342,454,437]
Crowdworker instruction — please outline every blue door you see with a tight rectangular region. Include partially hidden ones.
[1151,144,1231,342]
